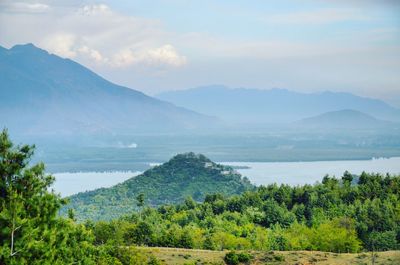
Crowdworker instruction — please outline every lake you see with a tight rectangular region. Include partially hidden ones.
[52,171,141,197]
[225,157,400,186]
[52,157,400,197]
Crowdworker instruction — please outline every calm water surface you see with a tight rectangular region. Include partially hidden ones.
[53,171,141,197]
[53,157,400,196]
[225,157,400,186]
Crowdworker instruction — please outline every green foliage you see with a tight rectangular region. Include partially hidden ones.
[0,129,95,264]
[89,169,400,253]
[65,152,254,221]
[366,231,399,251]
[237,252,253,263]
[137,193,145,208]
[224,251,253,265]
[224,251,239,265]
[0,129,161,264]
[261,199,295,227]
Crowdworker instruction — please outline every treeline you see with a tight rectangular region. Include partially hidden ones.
[88,171,400,253]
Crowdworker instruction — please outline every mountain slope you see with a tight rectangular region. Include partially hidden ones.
[157,85,400,123]
[63,152,254,221]
[0,44,217,135]
[298,109,393,129]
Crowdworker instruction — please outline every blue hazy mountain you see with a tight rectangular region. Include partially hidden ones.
[157,85,400,124]
[297,109,393,129]
[0,44,218,135]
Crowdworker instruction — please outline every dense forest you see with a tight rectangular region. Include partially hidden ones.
[1,129,399,264]
[63,153,254,221]
[89,171,400,254]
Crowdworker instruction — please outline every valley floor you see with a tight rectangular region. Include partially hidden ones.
[138,247,400,265]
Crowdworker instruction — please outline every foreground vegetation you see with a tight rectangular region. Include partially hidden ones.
[1,129,399,264]
[88,170,400,253]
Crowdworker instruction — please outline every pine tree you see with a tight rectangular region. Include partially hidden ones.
[0,129,97,264]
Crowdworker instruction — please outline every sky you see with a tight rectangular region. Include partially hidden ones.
[1,0,400,106]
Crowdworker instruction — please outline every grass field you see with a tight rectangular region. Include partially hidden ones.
[138,247,400,265]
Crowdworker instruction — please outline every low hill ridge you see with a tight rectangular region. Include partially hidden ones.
[63,152,254,221]
[298,109,392,128]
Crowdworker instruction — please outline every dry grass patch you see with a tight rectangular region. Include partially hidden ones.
[138,247,400,265]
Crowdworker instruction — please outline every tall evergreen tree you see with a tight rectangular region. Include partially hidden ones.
[0,129,96,264]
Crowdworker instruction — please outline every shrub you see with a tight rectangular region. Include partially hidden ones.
[274,254,285,261]
[224,251,239,265]
[237,252,252,263]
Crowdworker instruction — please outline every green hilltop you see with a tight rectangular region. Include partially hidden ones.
[63,152,254,221]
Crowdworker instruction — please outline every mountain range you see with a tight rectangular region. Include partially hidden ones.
[1,44,399,136]
[63,152,254,221]
[157,85,400,124]
[0,44,217,135]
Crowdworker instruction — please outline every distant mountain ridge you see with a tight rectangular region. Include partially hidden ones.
[0,44,218,135]
[297,109,393,129]
[157,85,400,123]
[63,152,254,221]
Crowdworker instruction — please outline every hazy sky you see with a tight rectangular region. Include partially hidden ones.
[1,0,400,106]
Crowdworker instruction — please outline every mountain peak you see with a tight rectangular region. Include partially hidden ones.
[147,152,237,183]
[12,42,36,48]
[8,43,50,59]
[10,43,46,53]
[169,152,212,164]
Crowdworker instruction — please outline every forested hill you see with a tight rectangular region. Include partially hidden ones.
[63,153,254,221]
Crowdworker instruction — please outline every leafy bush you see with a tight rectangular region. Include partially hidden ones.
[237,252,253,262]
[224,251,253,264]
[224,251,239,265]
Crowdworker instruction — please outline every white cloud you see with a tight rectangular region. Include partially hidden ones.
[78,4,111,16]
[42,34,108,62]
[112,49,136,67]
[112,45,186,67]
[43,33,77,58]
[263,8,367,25]
[140,45,187,67]
[1,1,50,13]
[1,3,187,69]
[78,45,107,63]
[41,33,186,68]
